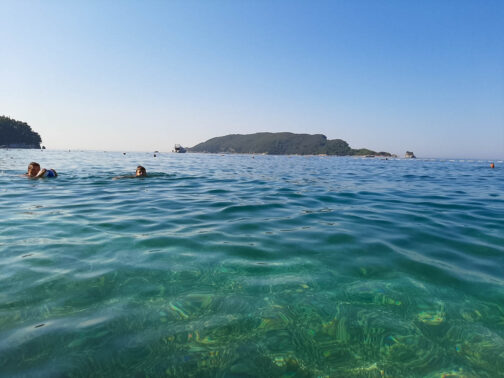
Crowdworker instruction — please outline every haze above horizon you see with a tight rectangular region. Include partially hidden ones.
[1,0,503,159]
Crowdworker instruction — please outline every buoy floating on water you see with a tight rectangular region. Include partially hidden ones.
[490,163,495,169]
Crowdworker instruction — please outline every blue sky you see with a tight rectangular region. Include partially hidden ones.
[1,0,503,158]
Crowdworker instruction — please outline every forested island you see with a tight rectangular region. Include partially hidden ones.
[189,132,392,156]
[0,116,42,148]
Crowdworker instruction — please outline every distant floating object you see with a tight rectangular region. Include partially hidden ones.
[154,154,157,157]
[405,151,416,159]
[173,144,186,153]
[490,162,495,169]
[123,152,126,155]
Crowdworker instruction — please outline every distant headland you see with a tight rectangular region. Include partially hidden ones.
[189,132,393,157]
[0,116,42,149]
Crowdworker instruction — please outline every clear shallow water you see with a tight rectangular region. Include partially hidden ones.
[1,150,503,377]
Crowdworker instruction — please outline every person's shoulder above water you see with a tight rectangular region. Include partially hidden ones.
[25,162,58,178]
[40,168,58,177]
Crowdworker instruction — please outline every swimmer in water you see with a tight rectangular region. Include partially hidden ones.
[25,162,58,178]
[136,166,147,177]
[113,166,147,180]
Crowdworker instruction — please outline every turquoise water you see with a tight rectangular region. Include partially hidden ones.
[1,150,503,377]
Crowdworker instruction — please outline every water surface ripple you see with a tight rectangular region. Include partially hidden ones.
[1,151,503,377]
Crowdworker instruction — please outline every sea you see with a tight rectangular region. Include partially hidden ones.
[0,150,503,377]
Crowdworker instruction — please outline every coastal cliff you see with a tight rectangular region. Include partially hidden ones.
[189,132,391,156]
[0,116,42,148]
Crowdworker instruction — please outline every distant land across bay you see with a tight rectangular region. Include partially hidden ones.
[0,116,42,149]
[189,132,394,157]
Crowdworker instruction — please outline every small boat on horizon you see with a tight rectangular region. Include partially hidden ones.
[173,144,187,153]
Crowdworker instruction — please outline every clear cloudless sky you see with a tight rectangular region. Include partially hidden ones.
[1,0,503,158]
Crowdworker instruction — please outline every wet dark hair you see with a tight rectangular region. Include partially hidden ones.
[137,166,146,173]
[29,162,40,168]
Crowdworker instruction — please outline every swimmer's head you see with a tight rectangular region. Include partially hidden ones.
[136,166,147,177]
[27,162,40,177]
